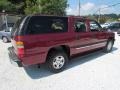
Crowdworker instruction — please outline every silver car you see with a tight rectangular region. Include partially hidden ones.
[0,23,14,43]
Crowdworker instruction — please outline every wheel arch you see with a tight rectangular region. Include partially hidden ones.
[46,45,70,61]
[108,37,115,44]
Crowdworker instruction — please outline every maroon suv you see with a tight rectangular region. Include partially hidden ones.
[8,15,115,73]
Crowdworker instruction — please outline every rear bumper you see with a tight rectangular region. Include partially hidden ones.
[8,47,22,67]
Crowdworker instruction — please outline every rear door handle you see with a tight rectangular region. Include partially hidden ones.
[92,35,96,38]
[76,35,80,40]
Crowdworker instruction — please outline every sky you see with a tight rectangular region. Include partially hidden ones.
[67,0,120,15]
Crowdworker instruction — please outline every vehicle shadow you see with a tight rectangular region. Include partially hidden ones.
[67,47,117,69]
[24,47,118,79]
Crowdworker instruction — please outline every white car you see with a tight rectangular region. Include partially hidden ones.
[101,23,111,28]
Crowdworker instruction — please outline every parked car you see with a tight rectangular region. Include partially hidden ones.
[101,22,111,28]
[8,15,115,73]
[107,22,120,33]
[117,30,120,36]
[0,23,14,43]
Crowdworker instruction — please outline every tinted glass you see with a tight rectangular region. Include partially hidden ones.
[26,16,68,34]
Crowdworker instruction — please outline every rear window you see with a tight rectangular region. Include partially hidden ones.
[26,16,68,34]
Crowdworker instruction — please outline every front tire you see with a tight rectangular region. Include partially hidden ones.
[104,40,114,53]
[47,51,68,73]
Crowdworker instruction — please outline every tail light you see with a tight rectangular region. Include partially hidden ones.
[15,36,25,58]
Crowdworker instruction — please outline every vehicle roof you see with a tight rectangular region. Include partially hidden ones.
[30,14,88,19]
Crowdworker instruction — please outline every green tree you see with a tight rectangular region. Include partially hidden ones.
[0,0,16,12]
[0,0,68,15]
[24,0,39,15]
[25,0,68,16]
[8,0,25,14]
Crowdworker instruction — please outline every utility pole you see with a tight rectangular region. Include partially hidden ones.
[98,8,101,23]
[78,0,80,16]
[2,10,8,30]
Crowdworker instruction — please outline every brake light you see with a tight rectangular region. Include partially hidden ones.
[16,41,24,58]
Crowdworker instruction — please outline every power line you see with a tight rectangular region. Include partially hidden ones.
[92,2,120,23]
[94,2,120,14]
[100,3,120,10]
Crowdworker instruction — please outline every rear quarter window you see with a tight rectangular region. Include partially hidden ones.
[26,16,68,34]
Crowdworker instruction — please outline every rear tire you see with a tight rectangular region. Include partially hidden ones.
[104,40,114,53]
[47,51,68,73]
[2,36,8,43]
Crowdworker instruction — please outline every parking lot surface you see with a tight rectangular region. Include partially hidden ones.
[0,34,120,90]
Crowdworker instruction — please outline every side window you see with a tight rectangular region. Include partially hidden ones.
[90,21,102,32]
[75,21,86,32]
[27,17,50,34]
[27,16,68,34]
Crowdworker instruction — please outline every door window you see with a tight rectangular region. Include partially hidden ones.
[75,21,86,32]
[90,21,102,32]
